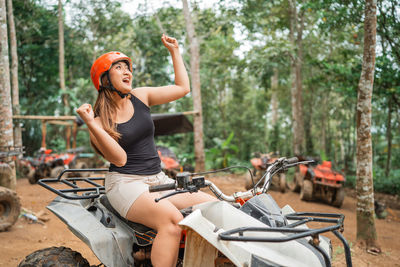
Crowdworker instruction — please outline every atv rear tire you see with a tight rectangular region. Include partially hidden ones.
[18,246,90,267]
[279,174,286,193]
[288,172,301,192]
[75,161,90,177]
[27,168,35,181]
[332,187,345,208]
[50,166,65,178]
[300,180,313,201]
[245,170,259,190]
[28,175,37,184]
[0,186,21,232]
[245,172,252,190]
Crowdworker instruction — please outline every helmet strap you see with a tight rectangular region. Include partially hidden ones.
[99,71,129,99]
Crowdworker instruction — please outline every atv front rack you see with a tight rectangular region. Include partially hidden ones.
[218,212,352,267]
[38,168,108,200]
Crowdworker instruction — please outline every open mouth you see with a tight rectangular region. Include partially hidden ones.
[122,77,130,84]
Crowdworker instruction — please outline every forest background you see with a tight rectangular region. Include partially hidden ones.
[11,0,400,195]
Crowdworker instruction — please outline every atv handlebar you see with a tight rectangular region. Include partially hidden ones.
[149,183,176,192]
[149,157,310,202]
[286,157,298,164]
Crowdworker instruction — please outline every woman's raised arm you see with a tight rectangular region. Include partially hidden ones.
[134,34,190,107]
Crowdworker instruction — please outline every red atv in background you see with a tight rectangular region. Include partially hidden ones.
[157,146,182,178]
[244,152,286,192]
[291,159,346,208]
[21,148,90,184]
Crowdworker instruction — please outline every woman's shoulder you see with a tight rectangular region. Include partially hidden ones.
[131,87,150,107]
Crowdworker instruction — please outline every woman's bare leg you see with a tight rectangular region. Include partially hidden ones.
[168,190,217,210]
[126,192,183,267]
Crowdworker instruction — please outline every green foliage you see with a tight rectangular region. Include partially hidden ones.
[346,168,400,197]
[10,0,400,195]
[206,132,239,169]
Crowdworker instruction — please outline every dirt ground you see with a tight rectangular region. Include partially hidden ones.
[1,174,400,267]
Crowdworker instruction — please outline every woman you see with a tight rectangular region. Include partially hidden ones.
[76,34,215,267]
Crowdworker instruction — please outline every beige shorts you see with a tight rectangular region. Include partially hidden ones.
[105,171,175,218]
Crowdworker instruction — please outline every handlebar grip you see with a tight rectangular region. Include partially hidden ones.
[286,157,298,164]
[149,183,176,192]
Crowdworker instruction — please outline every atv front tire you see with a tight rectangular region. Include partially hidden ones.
[300,180,313,201]
[18,246,90,267]
[0,186,21,232]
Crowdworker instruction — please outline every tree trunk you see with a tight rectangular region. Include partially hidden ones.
[182,0,205,171]
[295,12,305,153]
[270,68,279,127]
[58,0,68,115]
[268,68,279,152]
[0,0,16,190]
[304,86,314,155]
[288,0,304,156]
[320,95,327,156]
[356,0,380,252]
[6,0,21,150]
[385,97,392,177]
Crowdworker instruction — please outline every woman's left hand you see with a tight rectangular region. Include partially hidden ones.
[161,34,179,53]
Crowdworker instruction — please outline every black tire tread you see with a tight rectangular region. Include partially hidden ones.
[0,186,21,232]
[288,172,302,193]
[279,174,286,193]
[50,166,65,179]
[332,187,345,208]
[300,180,313,201]
[18,246,90,267]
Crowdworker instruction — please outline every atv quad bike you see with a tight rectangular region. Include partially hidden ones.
[26,148,92,184]
[19,158,352,267]
[245,152,286,192]
[294,160,346,208]
[0,146,23,232]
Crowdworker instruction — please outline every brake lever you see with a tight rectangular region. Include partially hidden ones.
[154,184,201,202]
[155,189,190,202]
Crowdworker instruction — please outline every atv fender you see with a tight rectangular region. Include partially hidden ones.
[47,196,135,267]
[179,201,329,267]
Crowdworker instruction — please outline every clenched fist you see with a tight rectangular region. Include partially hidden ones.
[76,103,95,125]
[161,34,179,53]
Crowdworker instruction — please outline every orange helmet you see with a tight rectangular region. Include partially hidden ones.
[90,51,132,91]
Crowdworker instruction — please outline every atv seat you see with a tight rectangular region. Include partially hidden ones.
[100,195,153,234]
[99,195,193,234]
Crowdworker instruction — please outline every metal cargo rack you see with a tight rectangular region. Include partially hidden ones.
[218,212,352,267]
[38,168,108,200]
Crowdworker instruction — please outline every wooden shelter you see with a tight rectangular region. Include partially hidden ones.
[13,111,197,150]
[12,115,81,149]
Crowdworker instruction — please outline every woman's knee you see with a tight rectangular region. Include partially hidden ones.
[157,208,183,228]
[154,209,183,237]
[159,220,182,237]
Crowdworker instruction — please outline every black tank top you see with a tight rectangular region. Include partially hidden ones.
[109,94,161,175]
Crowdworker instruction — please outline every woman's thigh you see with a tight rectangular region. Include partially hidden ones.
[126,191,183,230]
[167,191,217,210]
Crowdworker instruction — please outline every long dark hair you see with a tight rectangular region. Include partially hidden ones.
[90,73,131,155]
